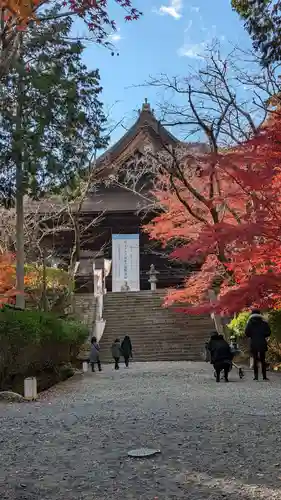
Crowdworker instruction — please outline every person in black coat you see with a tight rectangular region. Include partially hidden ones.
[245,309,271,381]
[207,332,233,383]
[121,335,133,368]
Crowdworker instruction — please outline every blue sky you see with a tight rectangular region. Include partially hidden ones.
[81,0,252,145]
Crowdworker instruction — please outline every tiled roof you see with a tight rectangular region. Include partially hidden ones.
[25,188,152,214]
[96,99,179,168]
[26,101,208,215]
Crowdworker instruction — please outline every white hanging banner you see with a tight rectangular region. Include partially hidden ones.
[112,234,140,292]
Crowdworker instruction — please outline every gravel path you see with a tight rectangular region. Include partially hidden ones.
[1,361,281,500]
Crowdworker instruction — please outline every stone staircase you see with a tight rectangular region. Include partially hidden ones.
[99,291,214,362]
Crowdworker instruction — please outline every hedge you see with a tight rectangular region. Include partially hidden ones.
[0,306,88,390]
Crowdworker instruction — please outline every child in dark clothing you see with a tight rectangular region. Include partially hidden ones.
[121,335,133,367]
[111,338,122,370]
[207,332,233,382]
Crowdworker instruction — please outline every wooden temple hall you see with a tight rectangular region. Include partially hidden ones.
[40,100,196,293]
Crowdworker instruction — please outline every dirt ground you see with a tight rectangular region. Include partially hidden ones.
[1,361,281,500]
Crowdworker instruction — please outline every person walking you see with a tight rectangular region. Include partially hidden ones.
[245,309,271,381]
[207,331,233,383]
[121,335,133,368]
[89,336,102,373]
[111,338,122,370]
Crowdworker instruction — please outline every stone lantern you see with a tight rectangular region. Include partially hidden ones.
[147,264,159,291]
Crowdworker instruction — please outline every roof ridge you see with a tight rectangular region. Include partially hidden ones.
[97,100,178,167]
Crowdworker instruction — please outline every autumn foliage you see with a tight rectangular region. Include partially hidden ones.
[0,254,71,308]
[212,111,281,314]
[145,111,281,315]
[0,252,34,305]
[0,253,17,306]
[0,0,142,33]
[1,0,39,25]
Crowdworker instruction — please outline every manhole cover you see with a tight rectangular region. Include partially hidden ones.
[128,448,161,458]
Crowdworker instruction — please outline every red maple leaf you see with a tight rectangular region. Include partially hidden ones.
[144,112,281,315]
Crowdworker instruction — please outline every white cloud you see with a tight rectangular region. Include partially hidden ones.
[177,7,225,60]
[110,33,122,42]
[177,41,206,59]
[158,0,183,20]
[108,29,122,43]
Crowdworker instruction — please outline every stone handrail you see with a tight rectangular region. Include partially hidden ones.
[94,268,106,342]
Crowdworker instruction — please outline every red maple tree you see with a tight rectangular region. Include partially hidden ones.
[211,111,281,314]
[144,111,281,315]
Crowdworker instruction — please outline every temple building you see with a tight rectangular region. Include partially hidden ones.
[38,100,199,293]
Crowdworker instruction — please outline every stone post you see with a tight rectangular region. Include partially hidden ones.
[147,264,159,291]
[82,361,89,373]
[24,377,37,400]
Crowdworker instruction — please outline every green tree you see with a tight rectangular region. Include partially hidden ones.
[232,0,281,65]
[0,8,109,307]
[0,11,108,202]
[0,0,142,79]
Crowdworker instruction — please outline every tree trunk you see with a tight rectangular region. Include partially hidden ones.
[41,248,48,312]
[15,166,25,309]
[74,215,81,262]
[69,214,80,276]
[15,36,25,309]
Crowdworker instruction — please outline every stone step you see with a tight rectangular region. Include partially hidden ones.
[99,291,213,362]
[99,350,204,357]
[100,354,204,362]
[103,316,211,323]
[100,338,207,344]
[99,349,206,362]
[100,358,204,363]
[100,338,208,344]
[100,339,207,344]
[102,323,211,329]
[100,348,205,354]
[100,336,207,341]
[100,350,204,357]
[103,308,210,316]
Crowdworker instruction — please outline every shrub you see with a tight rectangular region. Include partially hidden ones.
[228,309,281,340]
[227,312,251,337]
[267,309,281,341]
[0,307,88,390]
[25,264,73,314]
[0,258,73,314]
[227,309,281,366]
